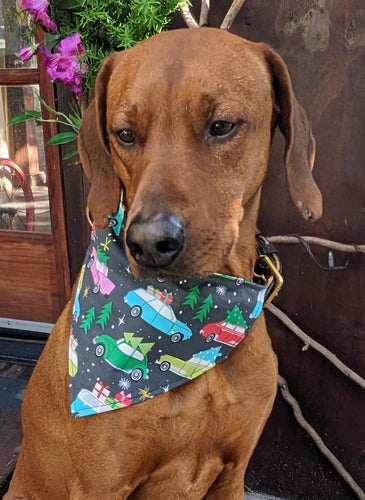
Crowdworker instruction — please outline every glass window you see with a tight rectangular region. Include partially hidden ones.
[0,84,51,232]
[0,0,36,69]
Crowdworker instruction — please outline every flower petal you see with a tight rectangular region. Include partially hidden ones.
[34,11,57,30]
[59,33,84,56]
[22,0,49,12]
[19,46,35,62]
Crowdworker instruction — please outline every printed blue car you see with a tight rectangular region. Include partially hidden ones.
[124,288,192,342]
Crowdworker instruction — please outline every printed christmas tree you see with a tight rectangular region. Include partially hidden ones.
[183,285,200,309]
[123,332,154,356]
[225,305,248,328]
[79,306,96,334]
[96,302,113,329]
[194,347,222,363]
[97,246,110,264]
[193,294,214,322]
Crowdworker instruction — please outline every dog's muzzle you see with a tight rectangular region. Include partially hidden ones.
[126,213,185,268]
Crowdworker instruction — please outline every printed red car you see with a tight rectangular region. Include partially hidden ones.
[200,321,247,347]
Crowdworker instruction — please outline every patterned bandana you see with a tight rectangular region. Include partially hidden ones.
[69,208,266,417]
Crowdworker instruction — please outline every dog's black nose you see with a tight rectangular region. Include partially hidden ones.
[126,213,185,268]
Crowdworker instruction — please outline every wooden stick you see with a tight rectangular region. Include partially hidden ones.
[266,303,365,391]
[278,375,365,500]
[220,0,247,30]
[199,0,210,26]
[181,2,199,29]
[267,235,365,253]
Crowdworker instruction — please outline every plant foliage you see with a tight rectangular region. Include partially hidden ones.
[20,0,185,92]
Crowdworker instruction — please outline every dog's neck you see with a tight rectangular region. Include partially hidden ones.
[220,189,261,281]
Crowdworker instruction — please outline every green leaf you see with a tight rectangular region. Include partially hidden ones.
[46,132,78,145]
[63,148,79,160]
[38,95,65,118]
[67,112,82,132]
[8,112,41,125]
[24,109,42,119]
[44,33,62,51]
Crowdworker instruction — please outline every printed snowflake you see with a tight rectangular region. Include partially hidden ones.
[216,285,227,296]
[118,377,131,390]
[118,314,126,326]
[162,385,170,392]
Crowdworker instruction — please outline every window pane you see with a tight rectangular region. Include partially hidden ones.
[0,84,51,232]
[0,0,37,69]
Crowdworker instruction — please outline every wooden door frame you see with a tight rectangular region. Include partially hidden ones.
[0,44,71,326]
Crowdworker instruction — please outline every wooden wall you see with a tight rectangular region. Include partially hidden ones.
[60,2,364,497]
[172,1,365,498]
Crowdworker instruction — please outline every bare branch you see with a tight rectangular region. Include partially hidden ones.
[180,2,199,29]
[266,303,365,391]
[278,375,365,500]
[199,0,210,26]
[267,235,365,253]
[220,0,247,30]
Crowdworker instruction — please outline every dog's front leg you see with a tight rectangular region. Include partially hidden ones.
[203,463,246,500]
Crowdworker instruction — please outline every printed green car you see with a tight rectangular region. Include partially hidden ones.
[93,334,149,381]
[156,353,215,380]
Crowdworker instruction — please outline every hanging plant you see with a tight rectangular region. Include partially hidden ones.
[8,0,185,153]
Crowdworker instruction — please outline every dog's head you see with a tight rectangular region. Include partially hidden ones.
[79,28,322,280]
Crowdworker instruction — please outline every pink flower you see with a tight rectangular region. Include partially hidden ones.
[19,45,38,62]
[59,32,84,57]
[39,34,87,94]
[22,0,48,11]
[21,0,57,31]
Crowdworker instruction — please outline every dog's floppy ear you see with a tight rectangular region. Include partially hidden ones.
[263,46,322,221]
[78,52,121,228]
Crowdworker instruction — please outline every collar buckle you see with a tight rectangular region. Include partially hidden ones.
[254,234,284,304]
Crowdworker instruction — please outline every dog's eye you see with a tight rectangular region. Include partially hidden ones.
[209,121,235,137]
[116,128,136,146]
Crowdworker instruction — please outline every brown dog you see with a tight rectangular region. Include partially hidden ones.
[6,28,322,499]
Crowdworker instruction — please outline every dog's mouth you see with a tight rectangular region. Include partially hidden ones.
[123,238,233,284]
[129,262,210,283]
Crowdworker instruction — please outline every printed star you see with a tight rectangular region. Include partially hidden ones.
[100,236,112,251]
[162,385,170,392]
[83,286,90,298]
[118,314,126,326]
[125,266,132,274]
[139,386,153,401]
